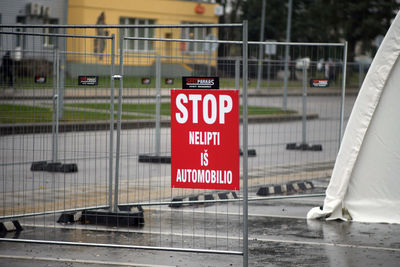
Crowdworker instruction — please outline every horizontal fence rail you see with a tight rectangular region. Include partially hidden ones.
[0,23,244,28]
[0,31,114,39]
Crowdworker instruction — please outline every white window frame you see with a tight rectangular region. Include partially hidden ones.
[180,22,210,54]
[120,17,155,52]
[15,17,26,50]
[43,19,59,48]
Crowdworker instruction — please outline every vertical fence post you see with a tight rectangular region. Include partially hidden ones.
[51,49,59,163]
[235,57,240,92]
[267,55,271,89]
[155,54,161,156]
[207,49,212,76]
[52,50,56,163]
[283,0,293,111]
[55,50,60,163]
[358,62,363,89]
[57,0,68,119]
[242,20,249,267]
[114,34,124,212]
[301,60,307,145]
[256,0,266,93]
[109,34,116,211]
[339,42,348,147]
[58,42,65,119]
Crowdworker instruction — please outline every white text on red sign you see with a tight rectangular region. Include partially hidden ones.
[175,94,233,124]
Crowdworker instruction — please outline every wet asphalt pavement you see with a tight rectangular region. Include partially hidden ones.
[1,177,400,266]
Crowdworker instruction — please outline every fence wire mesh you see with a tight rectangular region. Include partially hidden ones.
[1,24,350,259]
[245,41,347,195]
[114,25,245,253]
[0,29,114,216]
[0,24,246,254]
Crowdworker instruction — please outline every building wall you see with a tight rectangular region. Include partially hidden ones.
[68,0,219,25]
[0,0,66,58]
[66,0,221,75]
[0,0,222,77]
[0,0,66,25]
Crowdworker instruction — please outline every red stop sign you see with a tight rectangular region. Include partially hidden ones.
[171,89,239,190]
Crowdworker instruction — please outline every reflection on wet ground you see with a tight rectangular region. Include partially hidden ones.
[1,177,400,266]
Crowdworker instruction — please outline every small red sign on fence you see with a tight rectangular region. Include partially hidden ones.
[171,89,239,190]
[34,76,46,83]
[310,79,329,87]
[78,76,98,86]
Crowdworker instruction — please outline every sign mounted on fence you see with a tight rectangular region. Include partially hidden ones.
[165,78,174,85]
[171,89,239,190]
[310,79,329,88]
[265,40,277,55]
[34,76,46,83]
[182,77,219,89]
[78,76,98,86]
[142,78,151,84]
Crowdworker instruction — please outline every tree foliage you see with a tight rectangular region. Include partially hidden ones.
[241,0,399,60]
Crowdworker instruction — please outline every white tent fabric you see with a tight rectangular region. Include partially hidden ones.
[307,11,400,224]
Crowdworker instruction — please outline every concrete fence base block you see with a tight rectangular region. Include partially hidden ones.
[169,191,239,208]
[57,212,82,224]
[46,162,63,172]
[30,161,78,173]
[60,163,78,173]
[80,206,144,227]
[30,161,48,171]
[286,143,323,151]
[257,181,314,196]
[239,148,257,157]
[0,220,23,233]
[138,154,171,164]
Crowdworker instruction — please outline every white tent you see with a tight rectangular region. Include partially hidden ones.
[307,11,400,224]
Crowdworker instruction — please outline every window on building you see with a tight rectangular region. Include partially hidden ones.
[180,23,211,53]
[16,16,26,49]
[120,17,155,52]
[43,18,59,47]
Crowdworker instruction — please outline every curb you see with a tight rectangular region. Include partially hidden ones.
[0,114,318,136]
[169,191,239,208]
[256,181,314,196]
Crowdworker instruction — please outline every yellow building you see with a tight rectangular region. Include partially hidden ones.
[66,0,221,77]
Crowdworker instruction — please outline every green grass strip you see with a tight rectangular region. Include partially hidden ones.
[66,103,296,116]
[0,104,147,124]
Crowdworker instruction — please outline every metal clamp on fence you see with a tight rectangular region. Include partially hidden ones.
[112,75,122,80]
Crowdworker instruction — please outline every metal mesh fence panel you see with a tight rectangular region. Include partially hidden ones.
[0,28,118,242]
[115,24,245,253]
[0,24,247,255]
[1,24,350,263]
[245,41,347,197]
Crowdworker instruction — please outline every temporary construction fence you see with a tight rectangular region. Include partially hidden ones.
[0,23,250,261]
[0,22,348,266]
[245,40,348,194]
